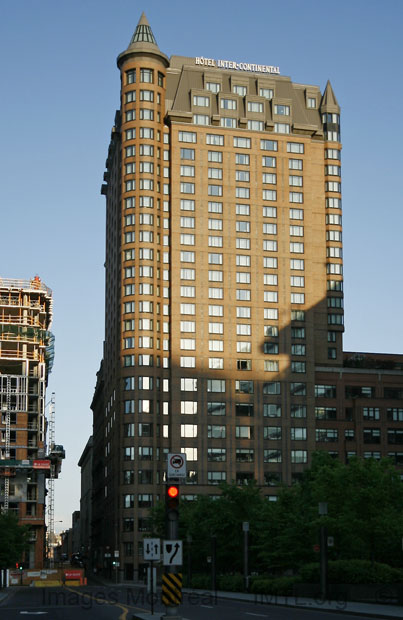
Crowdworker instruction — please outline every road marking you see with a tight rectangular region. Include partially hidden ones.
[20,613,48,616]
[62,584,147,619]
[201,605,214,608]
[245,614,267,618]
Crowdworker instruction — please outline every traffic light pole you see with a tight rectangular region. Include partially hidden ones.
[164,484,182,619]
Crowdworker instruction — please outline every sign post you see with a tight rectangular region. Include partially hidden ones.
[143,538,161,615]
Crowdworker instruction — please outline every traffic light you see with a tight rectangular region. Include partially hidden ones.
[166,484,180,512]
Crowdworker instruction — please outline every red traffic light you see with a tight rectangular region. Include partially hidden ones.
[167,485,179,499]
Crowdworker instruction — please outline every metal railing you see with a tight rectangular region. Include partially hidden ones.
[0,278,52,296]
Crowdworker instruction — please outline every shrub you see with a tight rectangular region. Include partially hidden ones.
[250,576,301,595]
[298,560,403,584]
[217,573,244,591]
[189,574,211,589]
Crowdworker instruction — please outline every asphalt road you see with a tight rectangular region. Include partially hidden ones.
[0,584,386,620]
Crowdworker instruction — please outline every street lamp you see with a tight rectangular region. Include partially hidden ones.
[243,522,249,592]
[186,534,192,587]
[318,502,328,600]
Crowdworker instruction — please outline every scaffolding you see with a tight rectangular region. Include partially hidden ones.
[46,393,55,566]
[2,375,11,513]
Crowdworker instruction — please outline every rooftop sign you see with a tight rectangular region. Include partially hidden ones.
[195,56,280,75]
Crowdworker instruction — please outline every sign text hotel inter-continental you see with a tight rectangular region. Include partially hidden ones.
[195,56,280,74]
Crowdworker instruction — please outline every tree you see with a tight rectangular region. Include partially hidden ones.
[0,512,30,569]
[149,454,403,575]
[256,453,403,571]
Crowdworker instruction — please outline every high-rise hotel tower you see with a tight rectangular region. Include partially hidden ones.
[92,12,344,577]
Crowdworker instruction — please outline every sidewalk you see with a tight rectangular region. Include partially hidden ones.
[89,577,403,619]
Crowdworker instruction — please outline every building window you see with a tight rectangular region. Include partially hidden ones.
[208,471,226,484]
[206,134,224,146]
[274,104,290,115]
[222,118,238,136]
[206,82,221,93]
[126,69,136,84]
[208,402,226,416]
[259,87,274,99]
[140,68,153,83]
[208,448,226,462]
[263,382,281,395]
[264,450,282,463]
[193,95,209,107]
[193,114,209,125]
[140,90,154,102]
[316,429,338,443]
[291,405,306,418]
[236,403,254,417]
[274,123,290,134]
[248,101,264,113]
[291,450,307,463]
[248,120,264,131]
[287,142,304,154]
[179,131,197,143]
[233,84,247,96]
[233,137,251,149]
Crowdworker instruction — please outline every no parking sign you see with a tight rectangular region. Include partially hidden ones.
[167,453,187,479]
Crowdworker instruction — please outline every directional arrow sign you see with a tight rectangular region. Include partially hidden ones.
[163,539,183,566]
[143,538,161,561]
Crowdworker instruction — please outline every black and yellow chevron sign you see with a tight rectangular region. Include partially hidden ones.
[162,572,182,606]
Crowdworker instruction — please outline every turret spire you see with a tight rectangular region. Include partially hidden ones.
[117,12,168,69]
[320,80,340,113]
[129,12,157,46]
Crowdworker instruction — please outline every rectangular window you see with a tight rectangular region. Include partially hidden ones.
[193,114,209,125]
[209,184,223,196]
[233,137,251,149]
[206,134,224,146]
[263,190,277,201]
[181,401,198,414]
[181,165,195,177]
[236,153,250,165]
[207,379,226,393]
[260,88,274,99]
[208,151,223,163]
[274,123,290,134]
[180,234,195,245]
[248,120,264,131]
[193,95,209,107]
[180,148,195,160]
[206,82,220,93]
[221,98,237,110]
[264,450,282,463]
[287,142,304,154]
[261,139,278,151]
[179,131,197,143]
[208,402,226,416]
[233,85,247,96]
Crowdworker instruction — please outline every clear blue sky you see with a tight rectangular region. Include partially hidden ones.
[1,0,402,531]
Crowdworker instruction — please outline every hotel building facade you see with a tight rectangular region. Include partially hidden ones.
[90,14,403,578]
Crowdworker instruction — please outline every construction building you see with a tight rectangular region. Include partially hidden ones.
[0,277,63,568]
[89,13,403,579]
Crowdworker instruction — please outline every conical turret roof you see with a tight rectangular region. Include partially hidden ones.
[129,12,158,48]
[320,80,340,113]
[117,12,169,68]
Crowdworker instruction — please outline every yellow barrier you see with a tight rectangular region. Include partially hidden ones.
[33,580,62,587]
